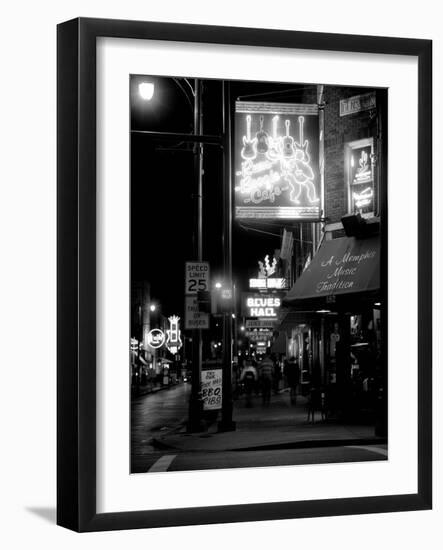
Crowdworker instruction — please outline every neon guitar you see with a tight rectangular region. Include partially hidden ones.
[266,115,280,160]
[241,115,257,160]
[281,119,295,158]
[255,115,269,154]
[294,116,313,179]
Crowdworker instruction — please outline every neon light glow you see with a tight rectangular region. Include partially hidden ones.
[249,278,287,289]
[146,329,165,350]
[352,149,372,185]
[245,296,281,318]
[258,254,277,277]
[353,186,374,209]
[130,337,140,351]
[236,114,319,206]
[166,315,182,354]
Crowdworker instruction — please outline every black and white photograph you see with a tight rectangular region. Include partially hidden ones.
[1,0,440,542]
[130,76,387,474]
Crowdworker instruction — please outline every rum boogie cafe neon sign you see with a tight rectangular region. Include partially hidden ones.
[234,101,320,220]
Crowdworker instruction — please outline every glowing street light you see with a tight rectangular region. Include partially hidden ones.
[139,82,155,101]
[215,281,222,289]
[150,304,157,312]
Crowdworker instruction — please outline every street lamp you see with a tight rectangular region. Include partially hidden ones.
[138,82,155,101]
[150,304,157,312]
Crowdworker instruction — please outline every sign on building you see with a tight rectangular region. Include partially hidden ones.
[245,319,278,329]
[246,329,273,342]
[165,315,182,355]
[242,292,282,319]
[339,92,376,117]
[249,278,287,290]
[345,138,375,217]
[280,228,294,260]
[234,101,320,220]
[146,329,165,350]
[201,369,222,410]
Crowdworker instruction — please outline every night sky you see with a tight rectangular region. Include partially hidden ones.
[130,75,317,319]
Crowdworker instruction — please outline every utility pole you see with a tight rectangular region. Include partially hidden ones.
[188,79,205,432]
[219,80,236,432]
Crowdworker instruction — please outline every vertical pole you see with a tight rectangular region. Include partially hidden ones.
[219,80,236,432]
[317,84,325,247]
[317,85,326,387]
[320,316,325,385]
[188,79,204,432]
[375,88,387,437]
[299,223,303,278]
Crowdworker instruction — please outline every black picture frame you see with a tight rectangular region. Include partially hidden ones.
[57,17,432,532]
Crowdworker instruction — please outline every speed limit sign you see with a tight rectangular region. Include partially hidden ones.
[185,261,210,294]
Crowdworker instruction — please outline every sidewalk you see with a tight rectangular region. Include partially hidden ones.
[152,389,385,453]
[132,381,177,399]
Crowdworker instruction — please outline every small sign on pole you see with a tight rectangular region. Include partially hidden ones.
[185,262,210,294]
[185,261,210,330]
[201,368,223,410]
[185,295,210,330]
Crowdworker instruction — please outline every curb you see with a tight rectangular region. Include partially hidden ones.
[151,436,387,453]
[132,383,182,399]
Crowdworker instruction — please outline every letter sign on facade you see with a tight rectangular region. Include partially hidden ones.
[242,292,283,319]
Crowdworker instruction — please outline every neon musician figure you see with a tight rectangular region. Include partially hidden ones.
[282,116,320,204]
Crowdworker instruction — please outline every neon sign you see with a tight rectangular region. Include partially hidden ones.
[249,254,287,289]
[351,150,372,185]
[353,187,374,209]
[243,293,282,319]
[249,278,287,289]
[130,337,142,352]
[146,329,165,350]
[347,139,375,217]
[166,315,182,355]
[258,254,277,278]
[235,102,320,220]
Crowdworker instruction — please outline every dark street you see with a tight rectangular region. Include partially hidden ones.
[131,383,191,472]
[131,383,386,473]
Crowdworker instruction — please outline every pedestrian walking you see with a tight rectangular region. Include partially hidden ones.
[272,356,282,394]
[259,355,274,406]
[240,361,258,407]
[284,356,300,405]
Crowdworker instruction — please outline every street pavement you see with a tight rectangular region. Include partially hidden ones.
[131,382,191,472]
[131,383,387,473]
[138,444,387,473]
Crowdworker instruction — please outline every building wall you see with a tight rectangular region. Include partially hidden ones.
[323,87,379,223]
